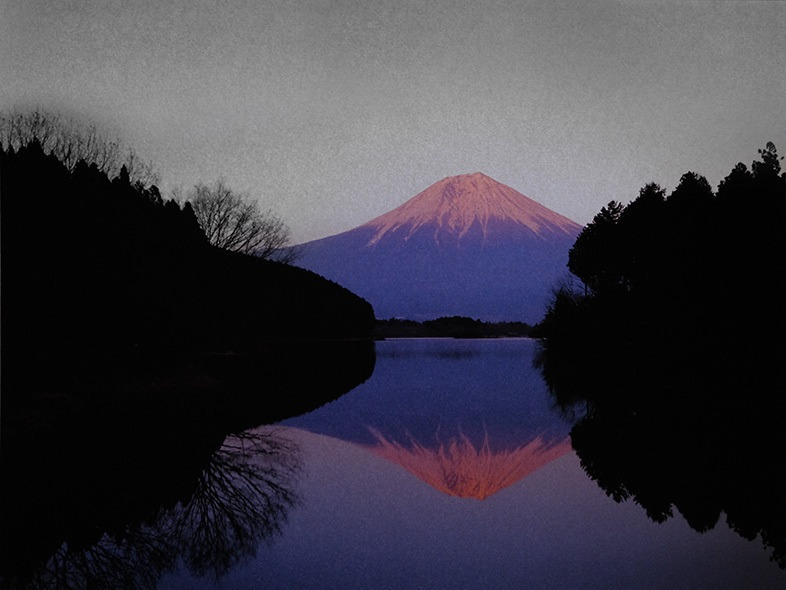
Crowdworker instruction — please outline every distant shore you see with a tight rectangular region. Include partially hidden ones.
[372,316,533,339]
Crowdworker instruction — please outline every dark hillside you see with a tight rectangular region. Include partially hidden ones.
[0,142,373,346]
[1,141,374,400]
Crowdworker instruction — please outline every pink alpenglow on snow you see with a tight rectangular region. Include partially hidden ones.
[291,173,583,322]
[363,172,580,245]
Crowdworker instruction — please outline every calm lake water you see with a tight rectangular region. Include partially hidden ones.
[156,338,784,589]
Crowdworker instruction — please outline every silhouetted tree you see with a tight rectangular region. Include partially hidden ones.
[567,200,625,293]
[668,171,714,206]
[717,162,754,203]
[616,183,667,291]
[180,178,298,261]
[752,141,782,183]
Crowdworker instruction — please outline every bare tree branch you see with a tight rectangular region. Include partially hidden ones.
[183,178,298,262]
[0,108,159,187]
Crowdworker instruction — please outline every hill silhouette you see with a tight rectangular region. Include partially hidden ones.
[1,140,373,386]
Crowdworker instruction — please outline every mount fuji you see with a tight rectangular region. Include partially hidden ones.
[292,172,582,322]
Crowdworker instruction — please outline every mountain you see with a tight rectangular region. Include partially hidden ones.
[293,172,582,322]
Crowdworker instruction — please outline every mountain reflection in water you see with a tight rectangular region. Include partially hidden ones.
[255,338,782,590]
[367,429,572,499]
[284,338,573,499]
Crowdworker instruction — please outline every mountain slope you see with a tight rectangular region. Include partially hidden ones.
[294,172,582,322]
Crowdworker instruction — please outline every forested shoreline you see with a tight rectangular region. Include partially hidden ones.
[536,142,784,404]
[373,316,533,339]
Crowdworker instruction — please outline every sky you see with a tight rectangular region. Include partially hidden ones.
[2,0,784,244]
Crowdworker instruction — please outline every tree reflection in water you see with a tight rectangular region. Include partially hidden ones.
[9,428,300,590]
[536,342,785,568]
[173,429,300,578]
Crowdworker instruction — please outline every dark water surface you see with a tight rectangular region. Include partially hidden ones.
[159,339,783,589]
[2,339,783,589]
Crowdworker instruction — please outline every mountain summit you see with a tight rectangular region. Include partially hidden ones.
[292,173,581,322]
[362,172,579,246]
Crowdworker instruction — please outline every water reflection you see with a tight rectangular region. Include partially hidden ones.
[1,342,373,590]
[168,429,301,578]
[284,339,573,499]
[536,338,786,567]
[368,429,571,499]
[2,428,300,590]
[155,339,783,589]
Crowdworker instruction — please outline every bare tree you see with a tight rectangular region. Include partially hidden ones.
[0,108,158,187]
[184,178,299,262]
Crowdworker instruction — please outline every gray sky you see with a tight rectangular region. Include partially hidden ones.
[2,0,784,243]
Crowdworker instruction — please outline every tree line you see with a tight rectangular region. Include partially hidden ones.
[535,142,784,405]
[373,316,532,339]
[1,109,159,187]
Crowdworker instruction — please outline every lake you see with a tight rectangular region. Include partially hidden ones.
[2,338,782,589]
[154,338,784,589]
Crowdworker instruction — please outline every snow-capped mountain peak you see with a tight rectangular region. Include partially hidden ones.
[292,172,582,322]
